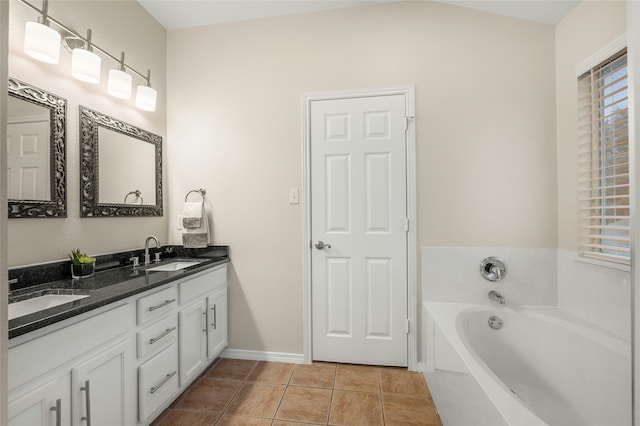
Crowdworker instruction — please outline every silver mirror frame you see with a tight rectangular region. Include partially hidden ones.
[8,77,67,218]
[79,106,163,217]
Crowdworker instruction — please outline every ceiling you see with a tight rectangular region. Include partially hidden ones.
[137,0,581,30]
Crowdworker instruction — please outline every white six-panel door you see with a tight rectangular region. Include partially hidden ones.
[7,120,50,200]
[310,94,408,366]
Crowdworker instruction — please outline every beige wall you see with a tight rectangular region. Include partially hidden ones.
[167,1,557,354]
[7,0,167,267]
[556,0,627,250]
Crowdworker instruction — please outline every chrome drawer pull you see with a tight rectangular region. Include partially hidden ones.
[148,299,176,311]
[202,311,207,334]
[211,304,217,330]
[150,371,177,394]
[50,398,62,426]
[80,380,91,425]
[149,327,177,345]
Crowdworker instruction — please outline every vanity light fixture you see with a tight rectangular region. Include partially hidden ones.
[71,29,101,84]
[135,70,157,112]
[23,0,60,64]
[18,0,157,112]
[108,52,133,99]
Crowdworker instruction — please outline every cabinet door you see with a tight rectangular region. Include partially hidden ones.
[207,287,227,360]
[72,339,130,426]
[178,299,207,386]
[9,375,70,426]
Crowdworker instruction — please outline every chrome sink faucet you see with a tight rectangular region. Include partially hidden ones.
[144,236,160,265]
[488,290,505,305]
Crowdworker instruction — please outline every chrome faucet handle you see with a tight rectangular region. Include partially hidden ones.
[154,252,161,263]
[130,256,139,268]
[480,257,506,282]
[490,265,502,281]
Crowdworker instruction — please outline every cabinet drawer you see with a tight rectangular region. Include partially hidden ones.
[137,315,178,359]
[138,344,179,422]
[137,286,178,325]
[179,265,226,305]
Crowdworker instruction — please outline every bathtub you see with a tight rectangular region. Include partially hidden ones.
[423,302,631,426]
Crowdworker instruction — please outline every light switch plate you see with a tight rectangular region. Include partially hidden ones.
[288,188,299,204]
[177,215,183,230]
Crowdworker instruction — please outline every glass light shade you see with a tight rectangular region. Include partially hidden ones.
[107,69,132,99]
[135,85,157,112]
[71,48,101,84]
[24,21,61,64]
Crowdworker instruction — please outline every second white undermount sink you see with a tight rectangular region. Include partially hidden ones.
[146,261,202,272]
[9,294,89,320]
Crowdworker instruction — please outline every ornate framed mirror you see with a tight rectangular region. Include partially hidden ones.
[7,78,67,218]
[79,106,163,217]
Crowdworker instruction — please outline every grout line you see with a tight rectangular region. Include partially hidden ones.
[326,388,334,426]
[378,367,387,425]
[213,359,259,425]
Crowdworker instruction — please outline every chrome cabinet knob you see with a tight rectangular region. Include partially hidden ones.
[315,241,332,250]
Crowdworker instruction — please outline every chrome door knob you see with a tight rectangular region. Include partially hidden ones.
[315,241,332,249]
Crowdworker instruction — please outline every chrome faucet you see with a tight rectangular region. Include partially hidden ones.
[144,236,160,265]
[488,290,505,305]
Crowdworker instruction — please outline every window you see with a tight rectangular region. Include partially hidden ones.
[577,48,629,264]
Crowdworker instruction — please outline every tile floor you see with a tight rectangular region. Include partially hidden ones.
[151,358,442,426]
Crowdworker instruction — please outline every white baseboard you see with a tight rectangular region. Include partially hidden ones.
[221,348,306,364]
[416,362,428,374]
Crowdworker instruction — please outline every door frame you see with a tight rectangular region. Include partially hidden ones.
[301,86,417,370]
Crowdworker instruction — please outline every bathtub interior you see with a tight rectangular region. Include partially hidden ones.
[423,303,632,426]
[460,307,631,426]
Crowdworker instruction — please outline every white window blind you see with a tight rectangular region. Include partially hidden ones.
[577,49,629,264]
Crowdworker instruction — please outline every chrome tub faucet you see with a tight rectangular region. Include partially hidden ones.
[488,290,505,305]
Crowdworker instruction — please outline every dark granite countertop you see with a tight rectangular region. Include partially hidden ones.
[9,248,229,339]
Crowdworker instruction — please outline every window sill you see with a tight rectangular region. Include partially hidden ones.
[574,253,630,272]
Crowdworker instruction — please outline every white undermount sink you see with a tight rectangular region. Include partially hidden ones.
[146,261,202,272]
[9,294,89,320]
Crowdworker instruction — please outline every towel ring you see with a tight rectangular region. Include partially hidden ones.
[124,190,143,204]
[185,188,206,202]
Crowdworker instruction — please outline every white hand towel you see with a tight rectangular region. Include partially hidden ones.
[182,201,202,229]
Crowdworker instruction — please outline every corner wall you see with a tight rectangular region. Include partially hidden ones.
[555,0,629,339]
[167,1,557,354]
[7,0,168,267]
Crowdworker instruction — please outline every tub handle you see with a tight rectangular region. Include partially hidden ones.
[480,257,506,282]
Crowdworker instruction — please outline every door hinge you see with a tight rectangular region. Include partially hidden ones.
[404,116,414,131]
[405,319,410,334]
[404,218,410,232]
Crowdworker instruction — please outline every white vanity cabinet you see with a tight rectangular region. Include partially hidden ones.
[8,374,70,426]
[9,262,228,426]
[177,264,227,386]
[8,304,136,426]
[206,286,227,360]
[178,298,208,386]
[71,339,130,426]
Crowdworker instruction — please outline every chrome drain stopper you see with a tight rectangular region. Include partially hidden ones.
[488,315,503,329]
